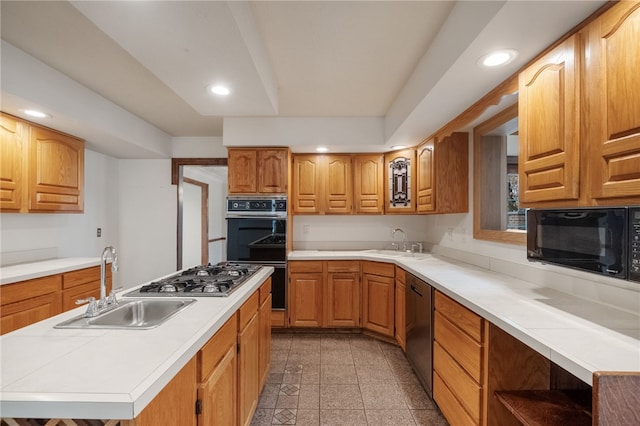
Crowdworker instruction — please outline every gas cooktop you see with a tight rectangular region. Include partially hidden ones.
[123,262,261,297]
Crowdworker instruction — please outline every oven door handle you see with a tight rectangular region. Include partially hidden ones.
[226,213,287,219]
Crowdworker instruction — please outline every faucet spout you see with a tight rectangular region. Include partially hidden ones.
[100,246,118,302]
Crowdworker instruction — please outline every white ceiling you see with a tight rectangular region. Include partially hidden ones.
[0,1,606,158]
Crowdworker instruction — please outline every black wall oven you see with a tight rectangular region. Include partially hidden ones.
[226,197,287,309]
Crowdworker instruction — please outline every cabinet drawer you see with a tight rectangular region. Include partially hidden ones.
[239,291,259,331]
[0,275,61,306]
[434,341,481,422]
[435,291,483,342]
[63,266,111,289]
[362,261,395,277]
[435,311,483,382]
[434,371,478,426]
[326,260,360,273]
[259,278,272,305]
[62,282,100,312]
[395,266,406,285]
[288,261,323,273]
[199,314,238,381]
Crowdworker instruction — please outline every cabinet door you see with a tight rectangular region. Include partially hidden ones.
[198,345,237,426]
[134,357,197,426]
[292,155,322,214]
[362,273,395,337]
[385,149,416,213]
[0,113,26,212]
[228,149,258,194]
[259,293,272,390]
[353,154,384,214]
[238,313,260,426]
[28,125,84,212]
[519,35,580,204]
[325,155,352,214]
[258,149,288,194]
[416,140,435,213]
[395,279,406,351]
[585,2,640,202]
[326,272,360,327]
[288,272,324,327]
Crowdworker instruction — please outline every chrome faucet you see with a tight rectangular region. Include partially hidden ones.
[77,246,120,317]
[391,228,408,251]
[99,246,119,307]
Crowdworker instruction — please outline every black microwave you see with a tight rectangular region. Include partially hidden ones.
[527,207,640,283]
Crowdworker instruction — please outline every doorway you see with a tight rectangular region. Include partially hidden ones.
[173,159,228,270]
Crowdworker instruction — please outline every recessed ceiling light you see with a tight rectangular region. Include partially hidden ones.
[23,109,50,118]
[479,49,518,67]
[390,145,407,150]
[316,147,328,153]
[209,85,230,96]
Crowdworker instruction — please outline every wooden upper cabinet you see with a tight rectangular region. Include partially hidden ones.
[28,125,84,212]
[325,155,352,214]
[292,154,352,214]
[292,154,322,214]
[228,148,288,195]
[1,113,84,213]
[228,149,257,193]
[0,113,26,212]
[257,149,288,193]
[416,139,435,213]
[585,1,640,204]
[518,34,581,204]
[353,154,384,214]
[434,132,469,214]
[385,148,416,214]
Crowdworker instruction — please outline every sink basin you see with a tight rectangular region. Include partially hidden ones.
[55,298,196,330]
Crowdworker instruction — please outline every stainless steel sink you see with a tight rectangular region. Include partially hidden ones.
[54,298,196,329]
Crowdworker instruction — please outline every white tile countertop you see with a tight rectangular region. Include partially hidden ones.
[0,266,274,420]
[288,250,640,385]
[0,258,103,285]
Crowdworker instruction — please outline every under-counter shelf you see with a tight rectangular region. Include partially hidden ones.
[495,390,592,426]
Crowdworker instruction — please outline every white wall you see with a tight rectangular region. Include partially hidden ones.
[0,150,120,281]
[117,159,177,288]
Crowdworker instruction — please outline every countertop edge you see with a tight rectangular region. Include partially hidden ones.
[0,258,103,285]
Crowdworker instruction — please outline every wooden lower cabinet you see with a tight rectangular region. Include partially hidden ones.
[433,291,487,426]
[125,357,198,426]
[288,261,324,327]
[259,279,272,390]
[0,265,113,335]
[325,261,361,327]
[394,266,406,350]
[362,261,395,337]
[238,293,260,426]
[0,275,62,335]
[197,314,238,426]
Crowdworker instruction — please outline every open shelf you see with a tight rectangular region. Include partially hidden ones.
[495,390,592,426]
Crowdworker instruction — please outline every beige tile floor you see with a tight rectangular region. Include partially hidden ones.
[251,332,449,426]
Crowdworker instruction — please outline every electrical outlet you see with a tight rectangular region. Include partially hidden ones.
[446,227,454,239]
[97,228,102,237]
[303,225,310,235]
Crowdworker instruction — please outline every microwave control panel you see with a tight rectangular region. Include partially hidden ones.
[630,207,640,283]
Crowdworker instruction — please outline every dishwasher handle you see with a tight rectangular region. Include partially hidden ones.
[410,284,423,297]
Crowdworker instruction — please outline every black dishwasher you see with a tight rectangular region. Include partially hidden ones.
[405,272,434,398]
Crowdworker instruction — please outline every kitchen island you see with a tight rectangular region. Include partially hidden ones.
[0,266,273,421]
